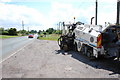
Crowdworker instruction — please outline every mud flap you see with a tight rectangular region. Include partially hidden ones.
[93,49,98,58]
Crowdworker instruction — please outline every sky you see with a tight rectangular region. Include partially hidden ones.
[0,0,118,31]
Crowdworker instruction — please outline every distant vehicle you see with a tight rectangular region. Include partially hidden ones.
[28,34,34,38]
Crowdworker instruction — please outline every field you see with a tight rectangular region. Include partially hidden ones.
[38,34,60,41]
[0,35,19,39]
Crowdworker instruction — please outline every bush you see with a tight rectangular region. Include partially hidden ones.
[0,27,4,35]
[2,31,9,35]
[55,30,62,34]
[0,28,9,35]
[8,28,17,35]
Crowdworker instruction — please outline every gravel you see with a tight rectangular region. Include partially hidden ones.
[1,39,120,78]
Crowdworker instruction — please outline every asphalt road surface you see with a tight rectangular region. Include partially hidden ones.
[0,35,37,62]
[0,39,120,78]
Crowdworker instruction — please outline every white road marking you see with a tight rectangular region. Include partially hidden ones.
[0,39,35,64]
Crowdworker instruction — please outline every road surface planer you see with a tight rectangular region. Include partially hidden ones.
[58,22,120,60]
[58,0,120,60]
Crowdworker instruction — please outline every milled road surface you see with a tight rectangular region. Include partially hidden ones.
[1,39,120,78]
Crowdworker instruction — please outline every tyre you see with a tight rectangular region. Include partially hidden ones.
[74,43,78,52]
[63,44,69,52]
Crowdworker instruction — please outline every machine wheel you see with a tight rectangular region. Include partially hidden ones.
[80,44,86,54]
[77,42,83,52]
[117,50,120,61]
[63,44,69,51]
[74,43,78,52]
[58,36,63,49]
[87,52,95,60]
[87,52,91,58]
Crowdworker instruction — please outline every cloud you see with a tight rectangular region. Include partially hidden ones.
[0,0,11,2]
[0,2,47,30]
[49,2,90,24]
[49,1,117,25]
[0,0,117,31]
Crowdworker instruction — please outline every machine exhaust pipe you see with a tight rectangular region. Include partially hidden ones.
[95,0,98,25]
[117,0,120,25]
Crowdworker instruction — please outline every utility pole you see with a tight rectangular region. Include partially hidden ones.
[95,0,98,25]
[117,0,120,25]
[22,20,24,35]
[22,20,24,30]
[28,27,29,32]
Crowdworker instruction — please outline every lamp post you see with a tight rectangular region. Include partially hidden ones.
[59,22,61,30]
[59,22,62,34]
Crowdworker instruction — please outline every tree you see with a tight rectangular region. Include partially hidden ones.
[30,30,37,34]
[0,27,4,35]
[8,28,17,35]
[18,30,29,35]
[46,28,54,34]
[38,30,42,34]
[0,28,9,35]
[42,32,47,37]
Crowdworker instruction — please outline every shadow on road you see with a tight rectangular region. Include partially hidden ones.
[55,50,120,75]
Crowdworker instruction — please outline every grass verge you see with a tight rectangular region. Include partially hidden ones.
[38,34,60,41]
[0,35,19,39]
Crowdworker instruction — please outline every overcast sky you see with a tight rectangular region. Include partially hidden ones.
[0,0,117,31]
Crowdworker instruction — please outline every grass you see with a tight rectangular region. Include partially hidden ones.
[38,34,60,41]
[0,35,19,39]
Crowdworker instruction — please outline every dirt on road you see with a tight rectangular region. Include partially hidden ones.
[1,39,120,78]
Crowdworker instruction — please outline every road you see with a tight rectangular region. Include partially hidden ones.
[1,39,120,78]
[0,35,37,62]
